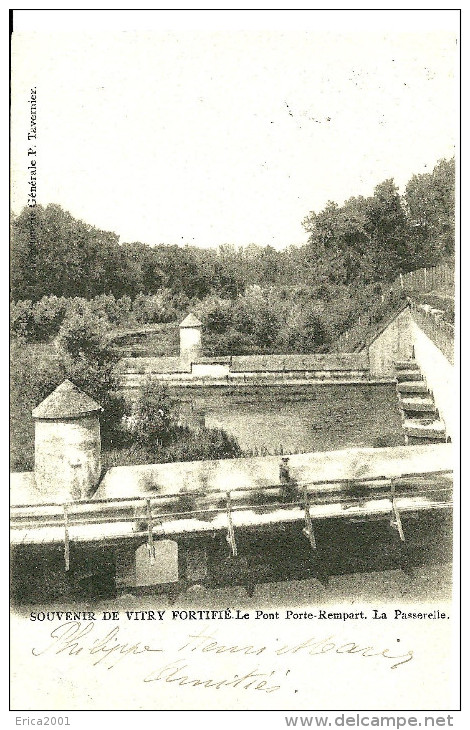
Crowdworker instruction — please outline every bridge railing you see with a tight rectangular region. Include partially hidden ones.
[410,302,455,365]
[391,263,454,294]
[10,469,453,567]
[10,469,453,533]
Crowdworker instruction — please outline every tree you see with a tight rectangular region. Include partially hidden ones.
[364,179,408,279]
[288,304,331,352]
[404,157,455,265]
[10,338,67,470]
[56,307,127,448]
[302,178,411,285]
[10,204,128,300]
[302,201,341,247]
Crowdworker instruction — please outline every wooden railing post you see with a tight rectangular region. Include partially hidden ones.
[63,503,70,571]
[146,498,155,563]
[226,491,238,557]
[302,486,317,550]
[390,479,405,542]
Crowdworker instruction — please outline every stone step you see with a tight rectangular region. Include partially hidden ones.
[396,370,424,382]
[395,360,420,371]
[403,419,446,439]
[400,397,437,414]
[406,435,448,446]
[397,381,429,394]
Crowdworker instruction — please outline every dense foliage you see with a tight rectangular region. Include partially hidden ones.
[194,282,388,355]
[10,305,127,471]
[11,159,454,304]
[10,157,454,471]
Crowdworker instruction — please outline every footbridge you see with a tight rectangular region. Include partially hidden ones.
[11,443,453,598]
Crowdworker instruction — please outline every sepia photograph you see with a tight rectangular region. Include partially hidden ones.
[9,8,459,716]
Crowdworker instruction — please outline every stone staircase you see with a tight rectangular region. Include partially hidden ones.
[395,360,448,444]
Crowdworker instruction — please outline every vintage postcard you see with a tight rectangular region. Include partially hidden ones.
[9,8,460,719]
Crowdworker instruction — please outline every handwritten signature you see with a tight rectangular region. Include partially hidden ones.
[143,661,281,693]
[179,626,414,670]
[32,621,162,669]
[31,622,414,693]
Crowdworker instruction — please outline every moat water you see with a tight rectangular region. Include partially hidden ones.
[176,382,405,454]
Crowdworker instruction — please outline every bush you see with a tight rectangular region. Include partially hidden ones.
[231,300,258,335]
[64,297,92,318]
[132,291,179,324]
[10,300,34,339]
[11,296,70,342]
[88,294,118,325]
[203,300,233,334]
[117,376,243,464]
[104,425,243,467]
[157,426,243,463]
[32,296,68,340]
[57,309,110,362]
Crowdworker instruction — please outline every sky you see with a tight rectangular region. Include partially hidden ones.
[10,10,459,250]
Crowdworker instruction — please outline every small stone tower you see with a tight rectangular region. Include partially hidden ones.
[32,380,103,501]
[179,313,203,366]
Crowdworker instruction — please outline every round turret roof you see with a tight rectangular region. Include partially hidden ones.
[179,313,203,328]
[32,380,103,420]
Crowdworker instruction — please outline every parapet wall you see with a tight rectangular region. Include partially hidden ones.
[115,352,371,389]
[409,302,454,365]
[410,316,454,441]
[95,442,453,500]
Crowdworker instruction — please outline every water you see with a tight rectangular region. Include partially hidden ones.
[179,383,404,454]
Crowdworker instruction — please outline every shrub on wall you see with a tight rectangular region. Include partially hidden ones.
[132,378,175,448]
[121,376,243,464]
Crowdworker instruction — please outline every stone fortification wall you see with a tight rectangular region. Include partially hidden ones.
[115,352,371,389]
[366,304,454,438]
[368,308,414,376]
